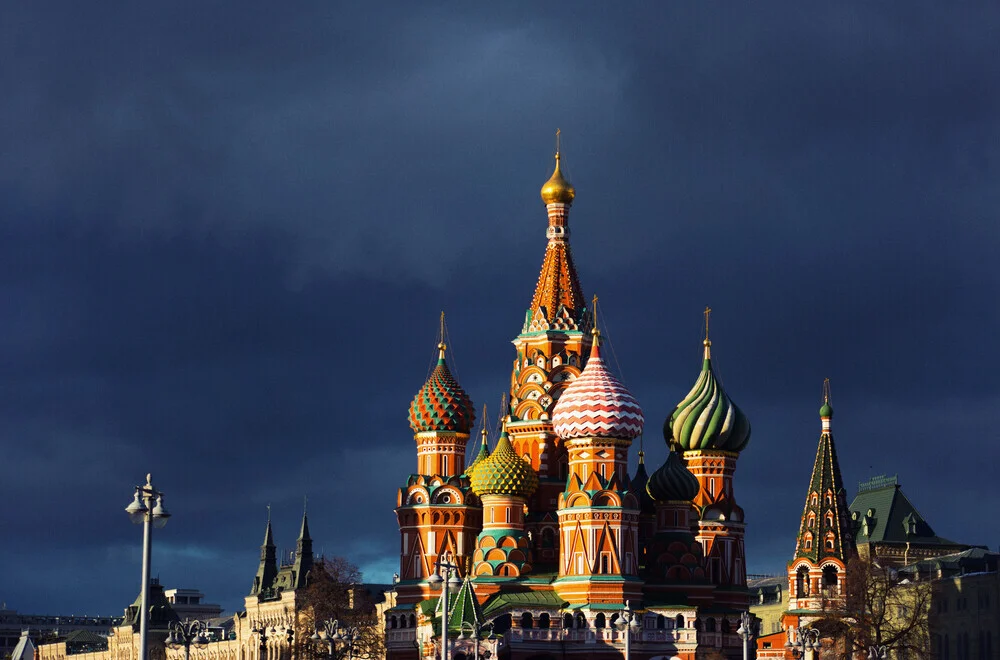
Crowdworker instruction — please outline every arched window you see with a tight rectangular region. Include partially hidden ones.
[823,565,839,588]
[409,614,416,628]
[706,618,716,633]
[563,614,573,630]
[722,619,730,634]
[595,613,606,629]
[656,615,665,630]
[810,493,818,506]
[575,612,587,629]
[797,567,810,597]
[804,533,813,550]
[825,513,834,527]
[676,614,685,629]
[389,616,397,629]
[539,613,550,629]
[694,618,703,632]
[807,514,816,529]
[399,615,407,629]
[521,612,533,629]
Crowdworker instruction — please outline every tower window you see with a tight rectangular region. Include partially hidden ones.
[811,493,818,506]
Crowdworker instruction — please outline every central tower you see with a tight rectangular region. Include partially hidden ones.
[507,139,592,570]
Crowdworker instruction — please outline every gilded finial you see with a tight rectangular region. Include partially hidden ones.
[823,378,831,404]
[590,294,601,342]
[541,130,575,205]
[703,306,712,359]
[266,504,271,523]
[437,311,447,359]
[480,404,489,442]
[820,378,834,421]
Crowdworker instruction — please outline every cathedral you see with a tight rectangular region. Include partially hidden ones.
[387,147,754,660]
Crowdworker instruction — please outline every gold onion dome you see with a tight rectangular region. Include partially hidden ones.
[540,153,575,205]
[408,342,475,434]
[465,424,491,480]
[469,429,539,498]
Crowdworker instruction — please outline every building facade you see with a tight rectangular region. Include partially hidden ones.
[387,148,756,660]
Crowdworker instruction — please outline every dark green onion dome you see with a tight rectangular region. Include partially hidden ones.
[646,450,700,503]
[630,450,656,514]
[819,401,833,418]
[465,426,491,479]
[469,429,539,498]
[666,339,751,453]
[408,343,475,434]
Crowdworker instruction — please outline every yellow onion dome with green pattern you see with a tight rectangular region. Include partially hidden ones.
[408,343,475,434]
[464,428,491,480]
[666,339,751,453]
[469,430,538,498]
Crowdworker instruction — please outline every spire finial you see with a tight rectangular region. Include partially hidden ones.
[266,504,271,523]
[556,128,561,157]
[590,294,601,343]
[819,378,834,424]
[541,131,575,205]
[437,311,447,359]
[823,378,831,404]
[303,495,308,515]
[703,306,712,358]
[480,404,489,443]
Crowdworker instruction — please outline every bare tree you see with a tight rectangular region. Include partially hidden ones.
[815,555,931,658]
[295,557,385,660]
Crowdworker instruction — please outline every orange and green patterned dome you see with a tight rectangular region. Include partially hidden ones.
[469,429,539,498]
[408,343,475,434]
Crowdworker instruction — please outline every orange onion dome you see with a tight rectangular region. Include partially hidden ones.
[408,343,475,434]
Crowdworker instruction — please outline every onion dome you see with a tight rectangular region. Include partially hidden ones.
[646,450,700,503]
[540,152,575,205]
[469,429,539,498]
[408,342,475,434]
[666,335,751,453]
[465,425,491,479]
[552,329,644,440]
[631,450,656,514]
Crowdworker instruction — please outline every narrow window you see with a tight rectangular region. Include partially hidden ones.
[443,455,449,475]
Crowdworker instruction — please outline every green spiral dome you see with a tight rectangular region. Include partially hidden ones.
[666,340,751,453]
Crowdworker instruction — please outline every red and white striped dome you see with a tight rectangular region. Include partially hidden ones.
[552,334,644,440]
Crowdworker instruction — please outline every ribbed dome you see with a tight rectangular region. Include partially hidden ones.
[666,339,751,453]
[647,450,700,503]
[552,332,644,440]
[540,153,575,205]
[469,430,539,498]
[408,344,475,434]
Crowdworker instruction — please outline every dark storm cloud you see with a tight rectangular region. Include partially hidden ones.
[1,2,997,614]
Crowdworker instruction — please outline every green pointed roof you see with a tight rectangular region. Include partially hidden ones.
[408,344,475,434]
[849,475,964,548]
[469,430,538,498]
[666,338,750,453]
[443,578,485,634]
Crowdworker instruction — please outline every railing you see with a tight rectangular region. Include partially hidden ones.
[508,628,699,645]
[386,630,416,645]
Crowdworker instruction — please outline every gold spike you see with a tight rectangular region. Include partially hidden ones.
[480,404,488,442]
[437,311,447,359]
[556,128,561,156]
[703,306,712,359]
[704,306,712,341]
[823,378,832,404]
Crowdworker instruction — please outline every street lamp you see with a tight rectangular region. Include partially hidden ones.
[867,644,888,660]
[125,473,171,660]
[457,620,495,660]
[785,626,822,659]
[166,619,209,660]
[611,600,642,660]
[426,558,462,660]
[311,619,361,660]
[736,611,756,660]
[252,624,293,660]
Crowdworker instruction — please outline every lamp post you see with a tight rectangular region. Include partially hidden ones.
[867,644,888,660]
[457,620,495,660]
[252,623,293,660]
[166,619,209,660]
[786,626,822,660]
[426,558,462,660]
[311,619,361,660]
[125,473,171,660]
[611,600,642,660]
[736,611,755,660]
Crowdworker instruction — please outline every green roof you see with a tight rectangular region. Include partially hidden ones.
[849,475,962,547]
[482,590,567,618]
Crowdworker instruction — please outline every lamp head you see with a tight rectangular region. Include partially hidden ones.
[151,495,171,528]
[126,491,148,524]
[447,575,462,594]
[427,573,443,586]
